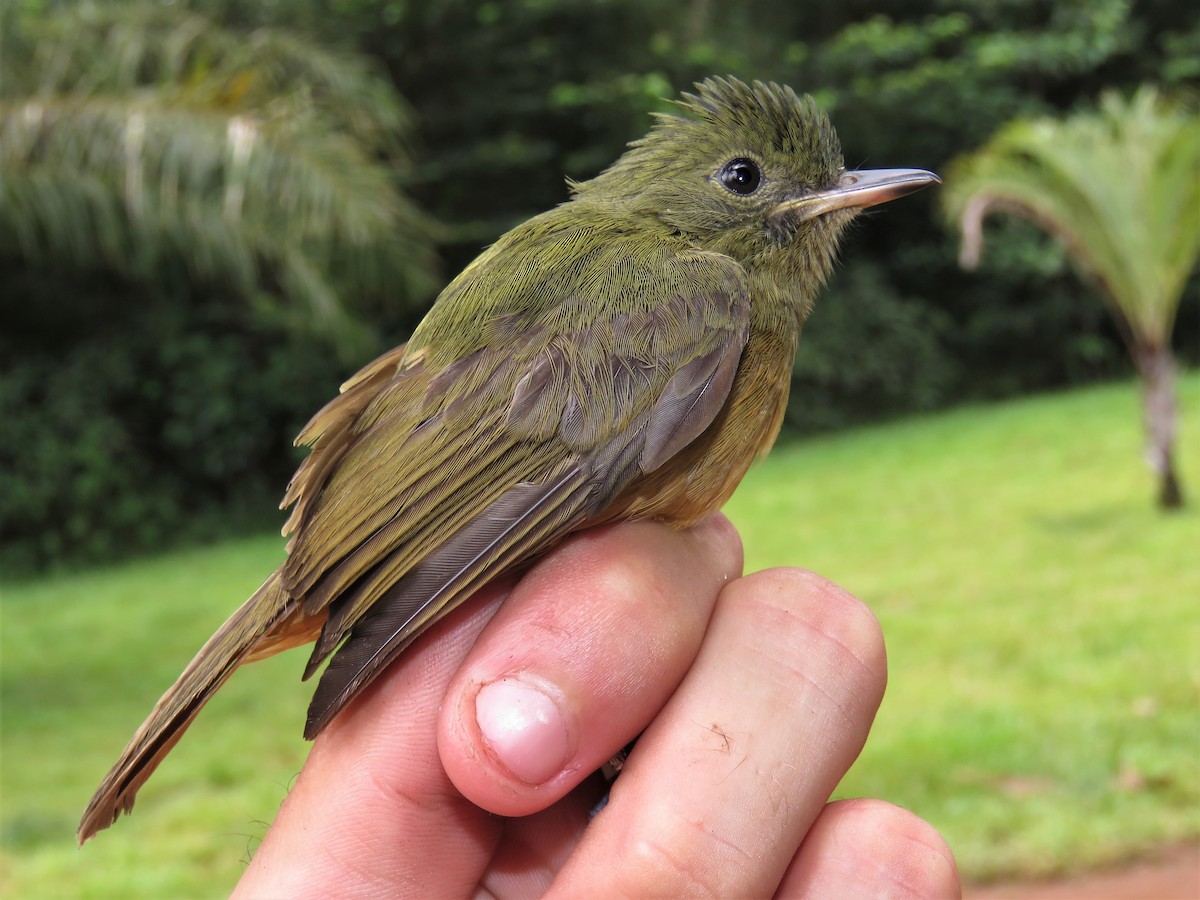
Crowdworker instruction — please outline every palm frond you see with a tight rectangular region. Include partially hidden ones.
[943,86,1200,347]
[2,2,411,152]
[0,3,438,343]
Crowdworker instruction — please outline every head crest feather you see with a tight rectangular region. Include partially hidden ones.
[665,77,837,162]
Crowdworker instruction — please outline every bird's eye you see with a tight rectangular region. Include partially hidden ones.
[718,158,762,195]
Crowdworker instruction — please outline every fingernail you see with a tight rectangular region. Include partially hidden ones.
[475,677,571,785]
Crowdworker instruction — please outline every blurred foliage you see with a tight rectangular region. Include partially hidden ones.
[2,0,1198,568]
[0,267,351,570]
[0,0,437,569]
[789,260,957,430]
[942,86,1200,507]
[944,86,1200,351]
[0,0,438,345]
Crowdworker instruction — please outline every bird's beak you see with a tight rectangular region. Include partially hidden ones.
[772,168,941,222]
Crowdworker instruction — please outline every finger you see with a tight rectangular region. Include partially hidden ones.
[234,516,742,898]
[777,799,960,899]
[233,581,513,899]
[550,568,888,898]
[439,514,744,818]
[476,783,600,899]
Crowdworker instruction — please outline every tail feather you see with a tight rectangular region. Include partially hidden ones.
[77,572,296,844]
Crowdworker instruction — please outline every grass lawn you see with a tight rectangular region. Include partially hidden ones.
[3,374,1198,895]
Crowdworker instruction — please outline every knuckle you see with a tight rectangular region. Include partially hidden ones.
[690,512,745,579]
[609,820,732,898]
[732,568,887,697]
[829,800,961,899]
[591,519,736,620]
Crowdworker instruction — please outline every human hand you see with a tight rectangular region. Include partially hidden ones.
[233,514,959,898]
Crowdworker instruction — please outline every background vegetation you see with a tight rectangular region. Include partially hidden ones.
[2,0,1197,569]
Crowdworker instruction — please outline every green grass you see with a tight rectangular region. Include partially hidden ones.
[727,373,1200,881]
[3,375,1198,895]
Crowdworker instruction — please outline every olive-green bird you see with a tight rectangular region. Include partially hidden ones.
[78,77,938,842]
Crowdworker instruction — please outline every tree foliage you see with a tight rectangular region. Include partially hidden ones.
[0,0,438,345]
[0,1,438,570]
[946,87,1199,350]
[943,87,1199,507]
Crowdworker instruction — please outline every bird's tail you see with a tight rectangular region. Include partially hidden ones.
[77,571,296,844]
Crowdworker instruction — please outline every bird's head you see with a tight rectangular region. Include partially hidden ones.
[574,77,937,291]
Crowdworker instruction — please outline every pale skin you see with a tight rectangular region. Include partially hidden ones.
[233,514,960,898]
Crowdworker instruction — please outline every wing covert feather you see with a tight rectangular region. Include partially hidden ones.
[273,231,752,736]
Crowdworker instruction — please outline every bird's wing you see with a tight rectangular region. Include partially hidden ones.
[275,238,751,737]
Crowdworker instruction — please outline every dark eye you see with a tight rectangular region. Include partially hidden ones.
[718,158,762,195]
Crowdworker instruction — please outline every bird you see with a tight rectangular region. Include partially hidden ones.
[78,76,938,843]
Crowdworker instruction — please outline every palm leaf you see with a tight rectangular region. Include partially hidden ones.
[943,86,1200,348]
[942,85,1197,508]
[0,2,438,343]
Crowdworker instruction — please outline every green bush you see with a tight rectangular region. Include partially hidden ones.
[789,259,957,431]
[0,296,356,573]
